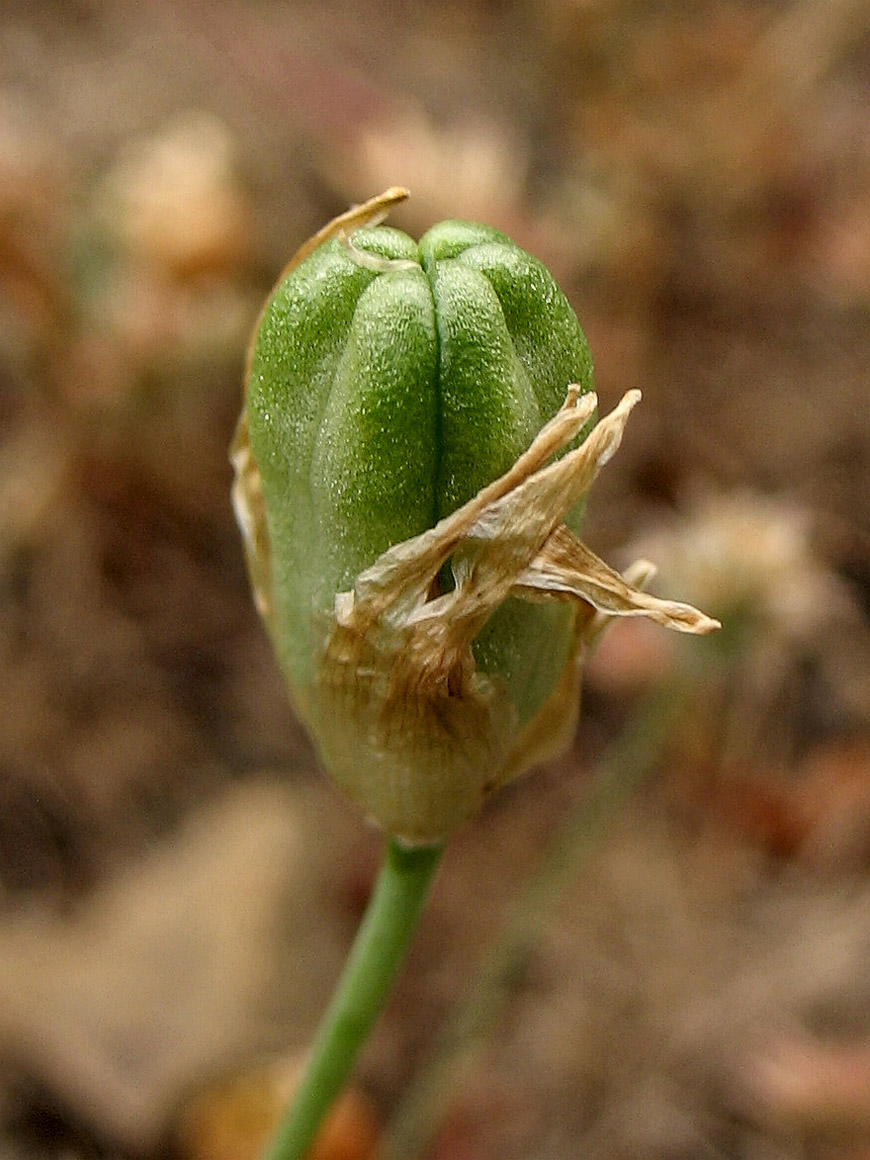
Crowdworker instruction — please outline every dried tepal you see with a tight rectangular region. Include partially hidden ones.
[233,187,717,844]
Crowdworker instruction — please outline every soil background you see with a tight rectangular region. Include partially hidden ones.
[1,3,869,1159]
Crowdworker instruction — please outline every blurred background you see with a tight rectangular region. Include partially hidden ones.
[1,2,869,1158]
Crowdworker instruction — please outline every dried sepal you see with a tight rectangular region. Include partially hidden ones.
[278,186,410,280]
[230,408,272,624]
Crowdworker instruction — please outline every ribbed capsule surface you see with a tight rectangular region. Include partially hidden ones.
[242,218,596,840]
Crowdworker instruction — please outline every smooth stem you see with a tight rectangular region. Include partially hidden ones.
[261,837,444,1160]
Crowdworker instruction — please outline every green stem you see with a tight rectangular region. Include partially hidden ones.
[261,838,444,1160]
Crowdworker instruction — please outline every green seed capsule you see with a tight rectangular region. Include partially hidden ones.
[233,191,717,842]
[247,218,593,715]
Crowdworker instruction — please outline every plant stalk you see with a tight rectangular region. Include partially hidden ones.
[261,837,444,1160]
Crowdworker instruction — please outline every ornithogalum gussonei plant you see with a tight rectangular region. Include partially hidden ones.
[231,188,718,1160]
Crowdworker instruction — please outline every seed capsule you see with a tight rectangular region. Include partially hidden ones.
[232,191,718,842]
